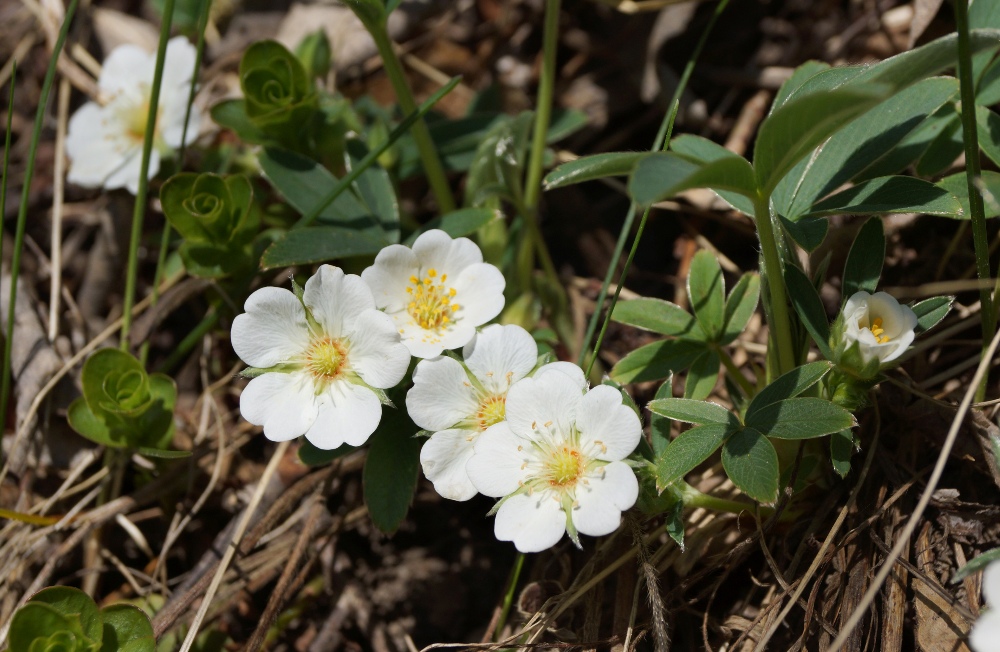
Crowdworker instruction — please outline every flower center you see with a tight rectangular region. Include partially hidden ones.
[861,316,891,344]
[405,268,459,331]
[544,446,584,487]
[122,96,161,144]
[476,395,506,430]
[306,337,347,379]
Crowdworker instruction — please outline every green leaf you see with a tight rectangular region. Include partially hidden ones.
[345,140,400,243]
[646,397,737,427]
[745,361,832,420]
[655,422,731,490]
[779,214,829,252]
[911,295,954,333]
[9,603,82,652]
[744,397,855,440]
[397,113,507,178]
[855,104,960,182]
[771,60,831,110]
[977,55,1000,105]
[937,170,1000,219]
[754,86,888,194]
[210,99,269,145]
[543,152,648,189]
[721,427,780,503]
[784,265,832,359]
[649,378,674,460]
[610,339,705,384]
[830,428,854,478]
[629,151,756,206]
[260,226,388,269]
[100,604,155,652]
[915,114,963,176]
[721,273,759,345]
[683,350,719,401]
[403,208,499,246]
[298,441,357,466]
[611,298,702,339]
[19,587,104,646]
[843,217,886,298]
[952,546,1000,583]
[363,409,422,534]
[976,105,1000,168]
[258,147,381,234]
[546,108,589,143]
[806,176,962,219]
[668,134,756,215]
[687,250,726,340]
[67,397,123,448]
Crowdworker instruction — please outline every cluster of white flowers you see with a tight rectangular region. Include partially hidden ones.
[972,560,1000,652]
[231,230,642,552]
[66,37,201,194]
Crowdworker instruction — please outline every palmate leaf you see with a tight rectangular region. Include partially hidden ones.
[260,227,388,269]
[543,152,649,189]
[721,273,760,345]
[806,176,962,219]
[610,298,702,339]
[744,397,856,440]
[687,250,726,340]
[745,361,832,421]
[911,296,954,333]
[628,151,756,206]
[842,217,886,298]
[721,427,780,503]
[610,339,705,384]
[937,171,1000,219]
[655,422,732,491]
[683,350,720,401]
[646,397,737,427]
[649,378,674,460]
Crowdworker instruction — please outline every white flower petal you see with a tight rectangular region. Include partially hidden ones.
[534,361,588,391]
[406,356,478,430]
[985,561,1000,608]
[303,265,375,337]
[576,385,641,461]
[104,146,161,195]
[161,103,201,149]
[468,422,530,497]
[464,324,538,394]
[970,611,1000,652]
[65,103,133,188]
[504,372,583,439]
[304,382,382,448]
[572,462,638,537]
[494,492,567,553]
[452,262,505,326]
[346,309,409,389]
[393,317,449,358]
[411,230,483,279]
[419,428,479,501]
[99,44,154,97]
[240,372,317,442]
[428,322,478,356]
[158,37,197,100]
[843,291,871,319]
[231,286,310,368]
[361,244,419,312]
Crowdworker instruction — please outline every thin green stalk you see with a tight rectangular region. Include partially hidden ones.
[2,0,78,426]
[718,347,755,396]
[494,551,525,641]
[121,0,176,350]
[680,482,760,516]
[579,0,731,370]
[142,0,214,366]
[523,0,561,213]
[954,0,995,401]
[155,310,219,374]
[297,77,460,228]
[369,25,455,213]
[753,190,795,376]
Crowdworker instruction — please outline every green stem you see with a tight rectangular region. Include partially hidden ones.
[370,24,455,213]
[155,310,220,374]
[494,551,525,641]
[120,0,176,350]
[718,346,755,396]
[753,190,796,376]
[523,0,561,214]
[2,0,78,426]
[953,0,995,402]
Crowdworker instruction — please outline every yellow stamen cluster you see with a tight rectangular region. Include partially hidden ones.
[862,316,891,344]
[545,446,585,487]
[476,395,506,430]
[405,268,459,331]
[122,96,159,144]
[306,337,347,379]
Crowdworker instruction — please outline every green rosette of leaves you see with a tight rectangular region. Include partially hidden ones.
[9,586,155,652]
[161,172,258,278]
[241,40,317,144]
[67,349,177,455]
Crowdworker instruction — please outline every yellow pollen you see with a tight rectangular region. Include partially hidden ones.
[547,446,584,487]
[406,270,458,331]
[476,395,506,429]
[306,337,347,379]
[861,316,891,344]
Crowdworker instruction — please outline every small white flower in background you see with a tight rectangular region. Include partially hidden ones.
[232,265,410,450]
[971,560,1000,652]
[361,229,505,358]
[466,371,641,553]
[841,291,918,365]
[65,36,201,194]
[407,324,587,501]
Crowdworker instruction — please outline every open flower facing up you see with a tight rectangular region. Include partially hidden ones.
[407,324,587,501]
[839,291,918,366]
[467,372,641,553]
[66,36,201,194]
[232,265,410,449]
[971,561,1000,652]
[361,230,505,358]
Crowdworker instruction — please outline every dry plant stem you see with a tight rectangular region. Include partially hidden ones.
[178,439,291,652]
[48,77,70,342]
[752,402,882,652]
[826,326,1000,650]
[953,0,996,403]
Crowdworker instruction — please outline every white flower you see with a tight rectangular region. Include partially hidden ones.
[232,265,410,449]
[66,36,201,194]
[841,291,918,365]
[361,229,505,358]
[971,561,1000,652]
[466,372,641,553]
[407,324,587,501]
